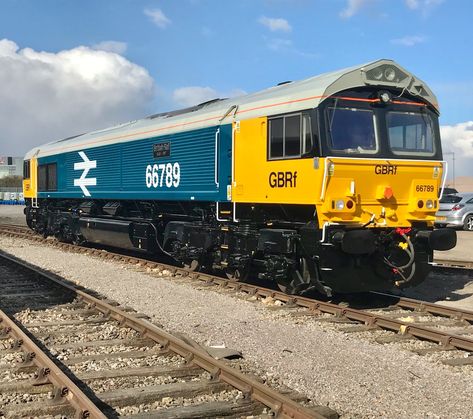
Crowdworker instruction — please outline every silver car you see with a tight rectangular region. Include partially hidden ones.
[435,192,473,231]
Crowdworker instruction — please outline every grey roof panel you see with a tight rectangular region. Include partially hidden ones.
[25,59,438,159]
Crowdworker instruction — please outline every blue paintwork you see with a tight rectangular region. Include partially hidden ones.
[38,124,232,202]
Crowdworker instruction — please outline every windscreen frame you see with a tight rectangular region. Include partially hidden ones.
[318,88,443,160]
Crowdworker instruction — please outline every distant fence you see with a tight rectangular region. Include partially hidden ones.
[0,189,25,205]
[0,187,22,193]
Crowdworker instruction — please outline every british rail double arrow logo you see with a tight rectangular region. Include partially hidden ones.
[74,151,97,197]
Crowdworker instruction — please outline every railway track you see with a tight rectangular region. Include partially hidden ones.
[2,224,473,366]
[431,258,473,270]
[0,250,326,418]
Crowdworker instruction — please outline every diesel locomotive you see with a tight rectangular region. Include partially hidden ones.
[22,59,457,295]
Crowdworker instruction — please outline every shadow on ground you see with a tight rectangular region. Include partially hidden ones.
[401,268,473,304]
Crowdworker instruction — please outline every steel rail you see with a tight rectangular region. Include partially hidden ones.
[0,308,106,419]
[3,226,473,352]
[432,258,473,270]
[0,251,322,419]
[371,291,473,322]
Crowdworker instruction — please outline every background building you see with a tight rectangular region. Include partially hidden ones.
[0,156,23,179]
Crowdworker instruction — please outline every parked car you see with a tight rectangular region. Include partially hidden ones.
[435,193,473,231]
[442,187,458,196]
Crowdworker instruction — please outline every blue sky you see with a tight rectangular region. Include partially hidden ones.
[1,0,471,122]
[1,0,473,176]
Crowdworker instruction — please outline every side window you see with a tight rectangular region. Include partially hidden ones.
[23,160,30,179]
[285,115,301,156]
[302,115,313,154]
[467,198,473,204]
[269,114,312,160]
[47,164,57,191]
[38,163,57,192]
[38,165,47,192]
[269,118,284,158]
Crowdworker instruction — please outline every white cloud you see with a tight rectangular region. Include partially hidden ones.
[390,35,426,46]
[440,122,473,177]
[405,0,444,15]
[172,86,246,107]
[441,122,473,157]
[144,8,171,29]
[92,41,127,54]
[406,0,444,9]
[405,0,419,8]
[173,86,217,107]
[258,16,292,32]
[340,0,375,18]
[0,39,155,156]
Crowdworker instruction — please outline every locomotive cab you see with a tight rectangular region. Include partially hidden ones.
[232,61,456,293]
[309,87,456,292]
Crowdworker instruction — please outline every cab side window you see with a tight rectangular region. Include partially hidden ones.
[268,114,313,160]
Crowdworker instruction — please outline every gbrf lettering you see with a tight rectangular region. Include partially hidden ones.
[269,171,298,188]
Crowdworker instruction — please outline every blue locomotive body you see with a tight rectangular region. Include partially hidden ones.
[37,124,233,202]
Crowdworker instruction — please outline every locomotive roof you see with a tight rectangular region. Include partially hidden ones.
[25,59,438,159]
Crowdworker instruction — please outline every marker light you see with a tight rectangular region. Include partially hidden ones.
[426,200,434,209]
[336,199,345,210]
[328,162,335,176]
[380,92,391,103]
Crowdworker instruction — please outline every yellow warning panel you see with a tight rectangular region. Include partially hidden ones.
[23,158,37,199]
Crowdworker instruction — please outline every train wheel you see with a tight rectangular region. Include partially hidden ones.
[184,259,200,271]
[277,280,312,295]
[277,258,331,296]
[225,267,249,282]
[56,225,73,243]
[277,258,310,294]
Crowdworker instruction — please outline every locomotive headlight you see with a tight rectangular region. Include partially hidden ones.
[372,68,383,80]
[336,199,345,210]
[426,199,434,209]
[381,93,389,102]
[384,67,396,81]
[364,64,408,85]
[379,92,392,103]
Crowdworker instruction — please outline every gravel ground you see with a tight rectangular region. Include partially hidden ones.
[116,389,245,416]
[1,236,473,418]
[0,205,26,225]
